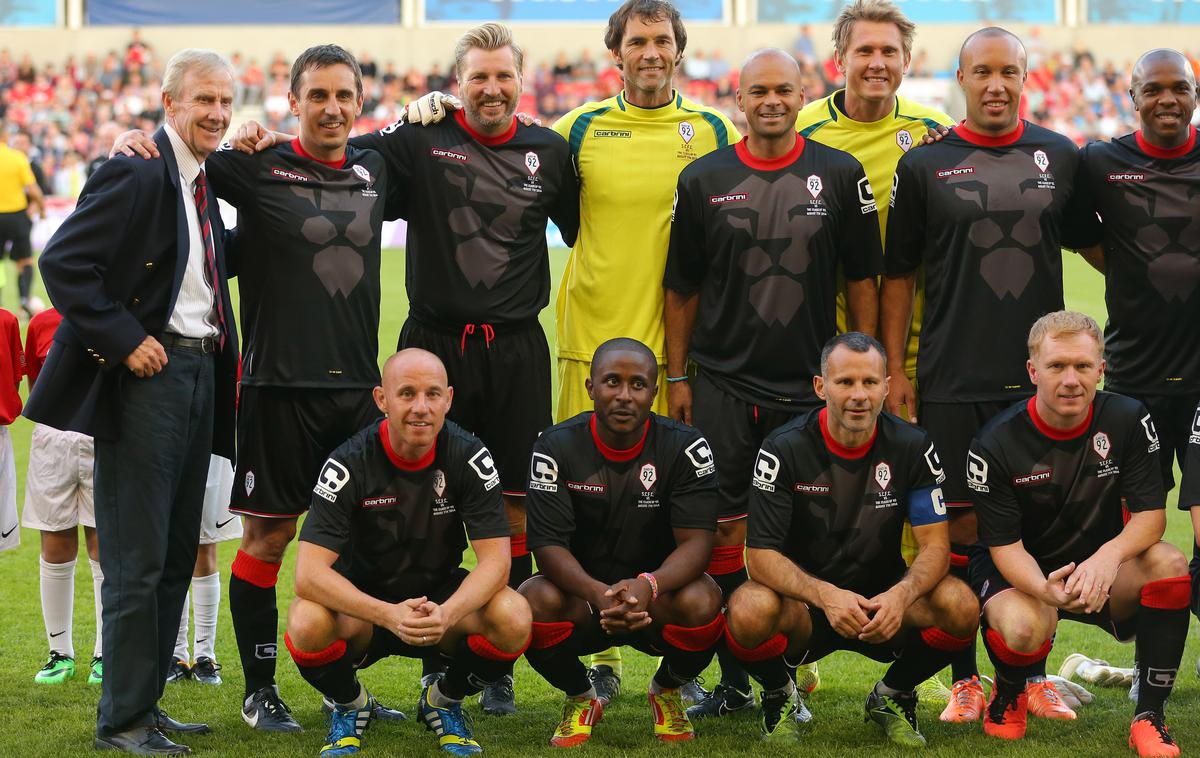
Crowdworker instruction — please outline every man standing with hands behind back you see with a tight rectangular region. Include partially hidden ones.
[26,48,239,756]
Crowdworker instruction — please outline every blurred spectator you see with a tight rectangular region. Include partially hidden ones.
[793,24,817,64]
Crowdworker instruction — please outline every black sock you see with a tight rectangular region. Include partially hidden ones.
[982,627,1049,698]
[286,633,360,704]
[17,265,31,302]
[885,627,971,691]
[711,568,752,692]
[509,554,532,590]
[950,639,979,681]
[441,634,523,701]
[526,622,590,696]
[725,630,792,691]
[230,551,281,697]
[1135,576,1191,715]
[422,654,447,679]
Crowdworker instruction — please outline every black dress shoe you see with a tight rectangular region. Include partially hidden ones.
[153,707,211,735]
[94,726,191,755]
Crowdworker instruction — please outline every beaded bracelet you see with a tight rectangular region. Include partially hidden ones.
[638,571,659,601]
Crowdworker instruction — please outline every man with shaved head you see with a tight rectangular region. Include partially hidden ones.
[663,46,882,721]
[879,27,1093,725]
[287,348,530,757]
[522,337,724,746]
[1056,48,1200,702]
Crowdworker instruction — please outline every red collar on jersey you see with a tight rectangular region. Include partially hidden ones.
[590,414,650,462]
[734,135,805,171]
[290,138,347,169]
[1136,125,1197,159]
[1027,396,1094,441]
[954,119,1025,147]
[819,407,877,460]
[455,109,518,146]
[379,419,437,471]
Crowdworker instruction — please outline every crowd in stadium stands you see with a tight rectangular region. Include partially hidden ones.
[2,27,1197,197]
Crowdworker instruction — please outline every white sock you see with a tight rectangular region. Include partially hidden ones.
[192,572,220,661]
[40,557,75,658]
[173,590,191,663]
[429,680,461,707]
[89,558,104,659]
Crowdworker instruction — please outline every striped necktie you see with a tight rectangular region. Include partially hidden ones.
[192,169,226,348]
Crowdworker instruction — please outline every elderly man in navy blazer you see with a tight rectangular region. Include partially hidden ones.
[26,48,239,756]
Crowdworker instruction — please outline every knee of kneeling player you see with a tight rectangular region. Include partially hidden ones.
[989,615,1051,654]
[726,583,782,644]
[518,575,566,620]
[285,599,338,650]
[482,588,533,652]
[1142,542,1190,581]
[661,576,723,628]
[930,578,980,637]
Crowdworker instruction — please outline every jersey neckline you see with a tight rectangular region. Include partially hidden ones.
[825,89,900,130]
[290,138,347,169]
[734,135,805,171]
[1135,125,1197,159]
[954,119,1025,147]
[379,419,437,471]
[617,90,679,113]
[454,109,518,146]
[819,407,877,460]
[1026,396,1094,441]
[590,413,650,462]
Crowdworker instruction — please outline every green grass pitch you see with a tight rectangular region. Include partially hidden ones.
[1,250,1194,757]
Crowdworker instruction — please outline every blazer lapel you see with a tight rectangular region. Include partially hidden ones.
[154,129,191,312]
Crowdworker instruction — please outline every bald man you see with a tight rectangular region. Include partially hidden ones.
[286,349,531,757]
[879,27,1094,721]
[663,49,882,720]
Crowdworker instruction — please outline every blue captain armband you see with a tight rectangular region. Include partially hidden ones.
[908,485,948,526]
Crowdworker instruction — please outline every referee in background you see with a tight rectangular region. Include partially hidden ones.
[0,123,44,318]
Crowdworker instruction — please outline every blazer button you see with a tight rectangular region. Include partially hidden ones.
[98,358,106,365]
[145,261,155,269]
[131,297,141,305]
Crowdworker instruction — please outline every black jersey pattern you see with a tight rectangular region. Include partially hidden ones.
[208,140,389,388]
[664,137,883,408]
[1176,400,1200,509]
[885,121,1087,402]
[746,408,947,597]
[970,392,1164,574]
[352,113,580,328]
[299,419,509,603]
[1067,128,1200,395]
[524,413,717,585]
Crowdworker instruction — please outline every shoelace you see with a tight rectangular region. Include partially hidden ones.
[658,694,689,730]
[951,680,978,707]
[440,702,476,739]
[558,701,587,735]
[988,692,1018,724]
[41,652,71,670]
[262,691,292,716]
[329,708,358,741]
[1031,681,1064,707]
[1137,712,1177,746]
[890,694,920,730]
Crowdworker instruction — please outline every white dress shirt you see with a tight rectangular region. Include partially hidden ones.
[163,123,220,340]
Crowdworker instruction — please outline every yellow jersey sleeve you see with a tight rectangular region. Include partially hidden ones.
[553,92,739,362]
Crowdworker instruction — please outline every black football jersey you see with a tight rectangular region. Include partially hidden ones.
[351,112,580,328]
[664,137,883,408]
[299,419,510,603]
[1066,127,1200,395]
[747,408,947,597]
[208,140,389,388]
[885,121,1087,402]
[970,393,1164,574]
[524,413,718,585]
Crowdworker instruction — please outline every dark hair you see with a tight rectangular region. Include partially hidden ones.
[819,332,887,376]
[591,337,658,381]
[290,44,363,100]
[604,0,687,57]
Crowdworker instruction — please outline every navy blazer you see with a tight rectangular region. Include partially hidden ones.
[25,128,238,457]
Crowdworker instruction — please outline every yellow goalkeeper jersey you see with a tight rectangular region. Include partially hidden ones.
[797,90,953,379]
[553,90,740,362]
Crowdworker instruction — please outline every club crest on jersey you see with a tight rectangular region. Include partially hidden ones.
[686,438,716,478]
[874,462,892,490]
[524,151,541,176]
[896,129,913,152]
[679,122,695,144]
[245,470,256,496]
[352,164,372,184]
[432,469,446,498]
[752,450,780,492]
[314,459,351,502]
[1142,414,1161,453]
[529,452,559,492]
[469,448,501,491]
[639,464,658,490]
[1033,149,1050,173]
[967,451,990,492]
[806,174,823,200]
[1093,431,1111,460]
